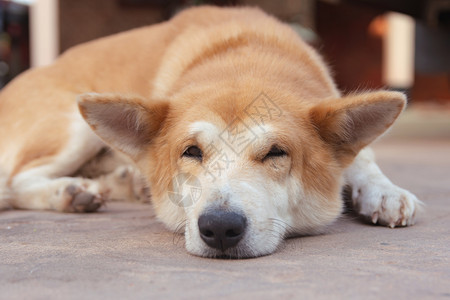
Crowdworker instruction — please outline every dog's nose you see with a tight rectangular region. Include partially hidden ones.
[198,211,247,252]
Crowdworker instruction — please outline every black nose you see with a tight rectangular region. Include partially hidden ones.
[198,211,247,252]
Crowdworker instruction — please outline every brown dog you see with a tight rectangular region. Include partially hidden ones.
[0,6,421,257]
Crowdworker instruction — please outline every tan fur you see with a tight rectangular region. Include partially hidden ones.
[0,6,418,257]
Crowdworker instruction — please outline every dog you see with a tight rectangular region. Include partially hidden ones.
[0,6,422,258]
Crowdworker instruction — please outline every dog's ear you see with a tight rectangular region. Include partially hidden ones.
[78,93,169,159]
[309,91,406,166]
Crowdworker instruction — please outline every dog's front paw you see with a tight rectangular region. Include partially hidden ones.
[351,179,423,228]
[61,181,106,212]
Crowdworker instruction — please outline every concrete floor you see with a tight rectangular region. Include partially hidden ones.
[1,136,450,300]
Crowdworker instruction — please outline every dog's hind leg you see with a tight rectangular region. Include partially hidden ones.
[76,150,150,203]
[7,115,108,212]
[98,165,150,203]
[344,147,423,227]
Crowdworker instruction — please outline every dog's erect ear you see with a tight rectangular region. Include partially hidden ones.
[78,93,169,159]
[309,91,406,166]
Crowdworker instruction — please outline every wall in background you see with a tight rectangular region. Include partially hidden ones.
[59,0,166,53]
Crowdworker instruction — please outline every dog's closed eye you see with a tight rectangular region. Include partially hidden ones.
[263,145,287,161]
[182,145,203,161]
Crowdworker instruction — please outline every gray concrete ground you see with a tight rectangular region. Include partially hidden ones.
[1,121,450,299]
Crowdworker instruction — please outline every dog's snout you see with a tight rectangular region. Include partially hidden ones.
[198,211,247,252]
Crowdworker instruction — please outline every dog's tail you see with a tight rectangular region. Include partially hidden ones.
[0,166,11,209]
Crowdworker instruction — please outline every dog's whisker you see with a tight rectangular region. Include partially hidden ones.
[174,219,187,234]
[269,217,301,236]
[172,220,187,245]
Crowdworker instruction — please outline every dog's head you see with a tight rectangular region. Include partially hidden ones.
[78,89,405,258]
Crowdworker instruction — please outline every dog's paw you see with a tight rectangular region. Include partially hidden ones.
[351,179,423,228]
[61,181,106,212]
[103,166,150,202]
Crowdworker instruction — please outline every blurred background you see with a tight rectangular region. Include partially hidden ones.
[0,0,449,138]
